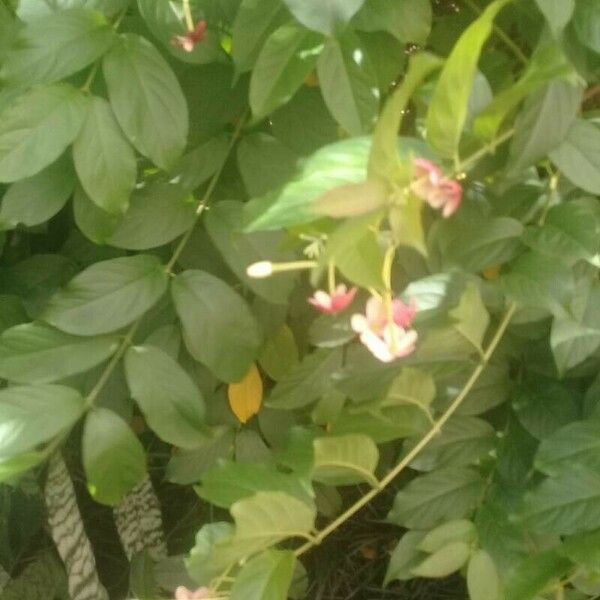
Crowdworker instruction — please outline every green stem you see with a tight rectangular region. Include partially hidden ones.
[455,127,514,175]
[293,302,516,558]
[182,0,194,31]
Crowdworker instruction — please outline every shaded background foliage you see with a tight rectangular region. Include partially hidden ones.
[0,0,599,599]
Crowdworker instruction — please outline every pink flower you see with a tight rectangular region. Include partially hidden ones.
[174,587,210,600]
[308,285,357,313]
[410,158,462,218]
[171,20,207,53]
[351,296,418,362]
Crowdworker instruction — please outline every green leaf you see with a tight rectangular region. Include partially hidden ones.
[0,84,88,183]
[205,201,296,305]
[0,296,28,334]
[171,270,262,383]
[196,461,310,508]
[0,452,46,484]
[324,214,385,289]
[536,419,600,476]
[388,467,485,529]
[173,134,230,192]
[467,550,502,600]
[313,180,387,218]
[426,0,511,159]
[267,349,343,410]
[316,31,379,135]
[385,531,428,584]
[523,199,600,266]
[82,407,146,505]
[368,53,441,184]
[519,466,600,535]
[230,549,296,600]
[449,281,490,354]
[312,434,379,486]
[0,384,84,458]
[249,23,324,121]
[411,541,470,578]
[73,185,121,244]
[561,529,600,572]
[504,550,572,600]
[42,255,169,335]
[508,80,583,173]
[0,322,118,384]
[573,1,600,53]
[229,491,315,555]
[0,155,75,230]
[124,345,206,449]
[500,251,574,316]
[473,43,575,140]
[535,0,574,35]
[514,382,578,442]
[17,0,128,19]
[232,0,288,76]
[353,0,432,44]
[281,0,365,35]
[550,120,600,194]
[237,133,298,197]
[72,96,136,214]
[385,367,436,410]
[419,519,477,553]
[186,522,234,585]
[103,34,188,170]
[0,8,115,84]
[259,325,300,382]
[129,550,158,600]
[247,136,371,231]
[409,416,496,472]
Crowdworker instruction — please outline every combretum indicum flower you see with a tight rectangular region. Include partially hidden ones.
[308,284,357,313]
[410,158,462,217]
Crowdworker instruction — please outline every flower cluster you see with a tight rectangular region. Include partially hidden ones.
[410,158,462,217]
[171,20,207,53]
[308,285,357,313]
[351,296,417,363]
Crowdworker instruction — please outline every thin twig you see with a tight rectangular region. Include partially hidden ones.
[293,302,517,558]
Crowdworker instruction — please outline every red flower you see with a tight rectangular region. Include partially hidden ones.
[308,285,357,313]
[411,158,462,217]
[171,20,207,53]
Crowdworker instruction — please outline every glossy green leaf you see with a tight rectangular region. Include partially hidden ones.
[195,461,310,508]
[561,529,600,572]
[312,434,379,486]
[281,0,365,35]
[247,136,371,231]
[388,467,485,529]
[0,155,75,230]
[0,84,87,183]
[0,8,115,84]
[426,0,511,159]
[419,519,477,553]
[353,0,432,43]
[73,185,121,244]
[42,255,169,335]
[384,367,436,409]
[186,522,234,585]
[267,349,342,410]
[249,24,324,121]
[230,550,296,600]
[317,31,379,135]
[536,419,600,475]
[82,407,146,505]
[124,345,206,448]
[0,384,84,457]
[174,135,230,192]
[550,120,600,194]
[500,251,574,316]
[411,541,470,578]
[259,325,300,382]
[0,296,27,334]
[17,0,128,19]
[72,96,136,214]
[171,270,262,383]
[313,180,387,218]
[232,0,288,75]
[103,34,188,170]
[573,1,600,53]
[368,53,441,183]
[508,80,583,173]
[467,550,502,600]
[409,416,496,472]
[205,201,296,304]
[385,531,428,584]
[519,466,600,535]
[0,322,118,384]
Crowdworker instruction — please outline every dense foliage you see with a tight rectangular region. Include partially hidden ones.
[0,0,600,599]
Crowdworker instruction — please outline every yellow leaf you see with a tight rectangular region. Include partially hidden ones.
[228,363,263,424]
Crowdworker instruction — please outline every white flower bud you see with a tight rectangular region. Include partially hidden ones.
[246,261,273,278]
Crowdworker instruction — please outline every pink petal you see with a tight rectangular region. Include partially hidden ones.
[413,158,443,184]
[392,297,417,328]
[384,326,418,358]
[308,290,333,312]
[351,313,369,334]
[359,328,395,362]
[190,20,207,42]
[440,179,462,217]
[330,286,357,311]
[364,296,387,332]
